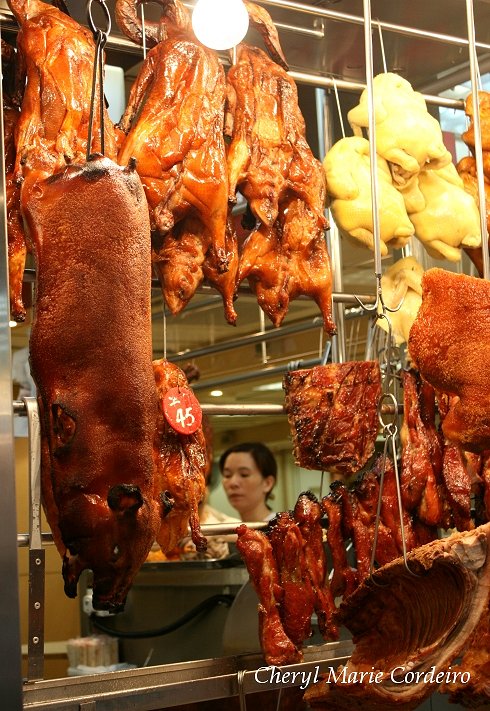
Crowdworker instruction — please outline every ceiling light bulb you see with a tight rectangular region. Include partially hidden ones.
[210,389,223,397]
[192,0,249,51]
[9,320,17,328]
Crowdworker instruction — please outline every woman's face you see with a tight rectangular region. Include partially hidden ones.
[221,451,274,515]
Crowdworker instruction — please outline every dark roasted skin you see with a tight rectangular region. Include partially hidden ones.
[283,362,381,476]
[236,525,301,666]
[306,524,490,711]
[8,0,117,195]
[226,44,335,331]
[117,0,230,274]
[2,39,27,322]
[294,492,339,640]
[409,269,490,453]
[24,156,160,612]
[400,369,447,527]
[152,359,207,553]
[322,489,358,599]
[269,511,315,648]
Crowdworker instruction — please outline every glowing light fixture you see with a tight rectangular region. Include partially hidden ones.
[192,0,249,51]
[9,320,17,328]
[210,389,223,397]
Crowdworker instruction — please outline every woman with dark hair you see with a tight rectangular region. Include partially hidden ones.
[219,442,278,522]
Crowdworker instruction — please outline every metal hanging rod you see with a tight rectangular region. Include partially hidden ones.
[260,0,490,51]
[0,9,463,111]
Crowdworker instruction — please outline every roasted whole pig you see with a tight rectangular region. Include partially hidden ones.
[283,362,381,475]
[9,0,117,193]
[24,156,161,611]
[409,268,490,453]
[305,523,490,710]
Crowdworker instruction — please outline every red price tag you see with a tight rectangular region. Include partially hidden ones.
[163,387,202,435]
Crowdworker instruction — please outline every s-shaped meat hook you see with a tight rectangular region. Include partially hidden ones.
[86,0,112,160]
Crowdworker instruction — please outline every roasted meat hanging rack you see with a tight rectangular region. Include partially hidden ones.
[4,1,490,708]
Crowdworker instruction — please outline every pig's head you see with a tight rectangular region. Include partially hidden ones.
[60,483,157,612]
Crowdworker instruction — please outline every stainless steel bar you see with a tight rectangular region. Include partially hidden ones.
[363,0,382,280]
[259,0,490,50]
[25,398,45,681]
[22,643,353,710]
[0,38,23,711]
[191,357,321,391]
[466,0,490,280]
[319,88,346,363]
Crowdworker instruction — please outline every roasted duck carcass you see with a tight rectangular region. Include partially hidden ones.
[376,256,423,346]
[323,136,414,254]
[347,72,451,187]
[227,42,335,331]
[152,359,207,553]
[8,0,117,194]
[283,362,381,476]
[238,194,335,331]
[457,155,490,276]
[116,0,230,269]
[409,268,490,453]
[462,90,490,153]
[2,39,27,322]
[24,156,161,611]
[407,163,481,261]
[236,525,302,666]
[305,523,490,711]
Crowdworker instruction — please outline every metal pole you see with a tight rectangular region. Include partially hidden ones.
[317,87,346,363]
[465,0,490,280]
[0,43,23,710]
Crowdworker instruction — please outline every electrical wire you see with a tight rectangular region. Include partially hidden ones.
[90,593,235,639]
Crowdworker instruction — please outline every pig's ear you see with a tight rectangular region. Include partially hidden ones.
[107,484,144,513]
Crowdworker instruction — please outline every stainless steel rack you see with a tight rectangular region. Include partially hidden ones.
[0,1,487,709]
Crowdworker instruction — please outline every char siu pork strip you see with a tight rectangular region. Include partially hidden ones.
[322,489,358,598]
[306,523,490,711]
[152,359,207,553]
[236,525,301,666]
[400,369,448,527]
[24,156,160,612]
[409,268,490,453]
[294,492,338,639]
[283,362,381,476]
[269,512,315,647]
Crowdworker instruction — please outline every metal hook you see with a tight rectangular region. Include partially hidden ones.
[376,20,387,73]
[87,0,112,36]
[86,0,111,160]
[237,669,247,711]
[369,421,420,583]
